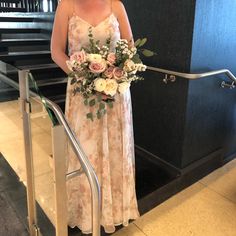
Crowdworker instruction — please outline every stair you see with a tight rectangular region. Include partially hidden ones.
[0,7,26,12]
[0,15,35,22]
[0,38,50,47]
[0,0,26,12]
[0,12,67,110]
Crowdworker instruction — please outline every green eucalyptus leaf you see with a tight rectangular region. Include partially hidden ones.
[134,38,141,47]
[142,49,155,57]
[132,54,142,63]
[139,38,147,47]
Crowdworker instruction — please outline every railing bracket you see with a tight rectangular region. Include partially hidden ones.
[33,224,41,236]
[221,81,235,89]
[163,74,176,84]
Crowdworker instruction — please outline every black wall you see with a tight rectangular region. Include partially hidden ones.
[124,0,236,169]
[183,0,236,167]
[123,0,196,168]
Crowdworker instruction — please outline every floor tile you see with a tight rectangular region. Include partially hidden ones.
[199,159,236,203]
[0,192,29,236]
[112,223,146,236]
[134,183,236,236]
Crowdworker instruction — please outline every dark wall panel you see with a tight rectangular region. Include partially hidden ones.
[123,0,196,167]
[183,0,236,167]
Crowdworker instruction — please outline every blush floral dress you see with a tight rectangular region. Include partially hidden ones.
[65,10,140,234]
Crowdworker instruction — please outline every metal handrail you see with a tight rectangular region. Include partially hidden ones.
[147,66,236,88]
[0,71,101,236]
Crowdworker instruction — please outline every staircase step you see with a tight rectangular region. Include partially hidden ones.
[36,77,67,87]
[0,27,41,34]
[0,50,51,62]
[19,63,60,71]
[0,38,49,47]
[0,15,35,22]
[18,63,66,79]
[0,0,21,3]
[51,94,66,102]
[29,76,67,97]
[0,7,26,12]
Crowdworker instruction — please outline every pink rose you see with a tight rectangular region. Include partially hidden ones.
[107,52,116,65]
[113,67,124,80]
[89,60,107,74]
[70,49,87,64]
[104,66,114,79]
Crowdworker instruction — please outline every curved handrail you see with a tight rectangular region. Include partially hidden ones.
[0,71,101,236]
[44,97,101,236]
[147,66,236,86]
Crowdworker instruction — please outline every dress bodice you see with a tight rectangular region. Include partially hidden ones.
[68,13,121,56]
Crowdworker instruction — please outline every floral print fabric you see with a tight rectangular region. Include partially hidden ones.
[65,13,140,234]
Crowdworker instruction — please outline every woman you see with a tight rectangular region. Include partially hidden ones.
[51,0,139,234]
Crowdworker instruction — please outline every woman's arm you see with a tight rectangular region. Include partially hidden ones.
[113,0,134,46]
[50,0,71,74]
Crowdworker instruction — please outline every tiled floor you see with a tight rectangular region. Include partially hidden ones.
[113,158,236,236]
[1,99,236,236]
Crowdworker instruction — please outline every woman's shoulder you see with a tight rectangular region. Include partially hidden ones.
[112,0,126,17]
[56,0,74,18]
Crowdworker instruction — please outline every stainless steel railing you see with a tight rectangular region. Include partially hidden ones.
[0,70,101,236]
[147,66,236,89]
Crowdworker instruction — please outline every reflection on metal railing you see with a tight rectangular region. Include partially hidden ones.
[147,66,236,89]
[18,69,101,236]
[0,65,101,236]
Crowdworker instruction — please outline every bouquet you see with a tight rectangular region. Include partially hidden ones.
[66,28,154,121]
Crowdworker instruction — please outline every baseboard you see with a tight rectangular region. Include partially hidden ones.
[135,145,181,177]
[137,148,224,215]
[223,152,236,164]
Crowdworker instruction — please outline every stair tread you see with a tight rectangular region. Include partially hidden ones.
[0,0,21,3]
[0,50,50,56]
[0,15,35,22]
[0,28,41,33]
[0,7,27,12]
[48,94,66,103]
[0,38,49,42]
[36,77,67,86]
[0,38,50,46]
[18,63,59,70]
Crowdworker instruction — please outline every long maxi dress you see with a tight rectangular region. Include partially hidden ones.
[65,11,140,234]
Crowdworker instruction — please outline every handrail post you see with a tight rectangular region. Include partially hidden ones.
[19,70,38,236]
[52,125,68,236]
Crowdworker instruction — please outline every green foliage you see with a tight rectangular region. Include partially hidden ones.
[141,49,155,57]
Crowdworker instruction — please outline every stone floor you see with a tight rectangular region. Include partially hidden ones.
[1,100,236,236]
[113,158,236,236]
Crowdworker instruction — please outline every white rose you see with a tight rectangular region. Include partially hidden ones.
[104,79,118,96]
[123,59,136,73]
[135,63,147,72]
[94,78,106,92]
[87,53,103,63]
[118,82,131,94]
